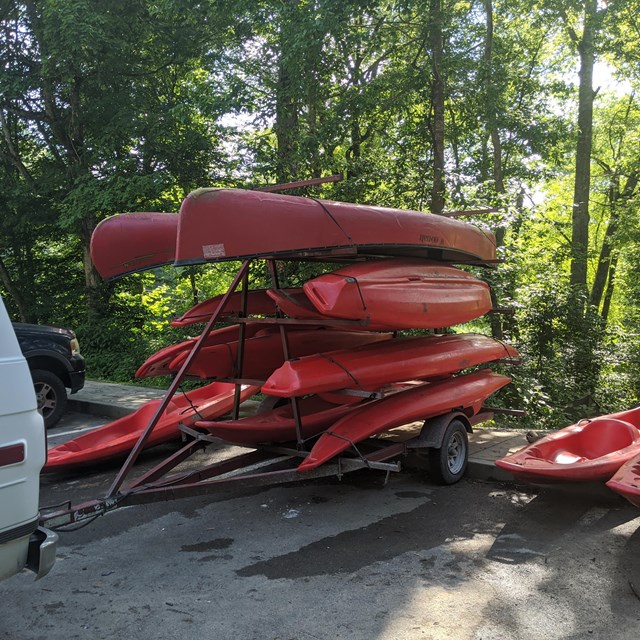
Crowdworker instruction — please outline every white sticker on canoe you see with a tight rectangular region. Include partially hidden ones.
[203,243,226,258]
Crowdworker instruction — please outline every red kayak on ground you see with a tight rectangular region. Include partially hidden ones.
[495,406,640,483]
[606,451,640,508]
[303,259,491,329]
[91,212,178,280]
[171,289,291,327]
[298,370,512,471]
[196,394,368,446]
[262,333,519,398]
[169,329,393,380]
[44,382,259,472]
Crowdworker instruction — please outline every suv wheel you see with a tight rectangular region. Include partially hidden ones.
[31,369,67,429]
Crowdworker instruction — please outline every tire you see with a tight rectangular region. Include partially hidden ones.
[31,369,67,429]
[428,419,469,485]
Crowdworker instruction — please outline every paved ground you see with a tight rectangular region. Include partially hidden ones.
[2,383,639,639]
[5,446,640,640]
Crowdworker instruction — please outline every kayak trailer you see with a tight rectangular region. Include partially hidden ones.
[40,258,515,529]
[41,187,518,529]
[40,404,495,531]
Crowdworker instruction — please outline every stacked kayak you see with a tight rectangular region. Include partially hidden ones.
[45,382,259,472]
[178,258,514,467]
[297,371,512,471]
[67,188,517,476]
[495,406,640,501]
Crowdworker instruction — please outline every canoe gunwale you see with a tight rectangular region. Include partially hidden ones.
[173,244,497,269]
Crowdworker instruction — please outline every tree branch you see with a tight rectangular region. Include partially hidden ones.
[0,109,37,190]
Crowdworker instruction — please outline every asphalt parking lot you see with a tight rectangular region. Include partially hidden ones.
[2,411,640,640]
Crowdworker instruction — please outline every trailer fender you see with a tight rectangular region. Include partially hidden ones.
[407,411,472,451]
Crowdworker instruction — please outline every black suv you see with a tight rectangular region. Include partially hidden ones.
[12,323,86,428]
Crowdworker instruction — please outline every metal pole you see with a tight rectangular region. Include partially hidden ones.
[105,260,252,498]
[232,268,250,419]
[267,260,305,449]
[253,174,342,193]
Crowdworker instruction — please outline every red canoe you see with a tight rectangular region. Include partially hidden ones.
[91,212,178,280]
[173,190,496,267]
[495,406,640,483]
[298,370,512,471]
[169,329,393,380]
[91,191,496,280]
[44,382,259,472]
[262,333,519,398]
[303,259,491,329]
[171,289,290,327]
[606,452,640,508]
[196,394,368,446]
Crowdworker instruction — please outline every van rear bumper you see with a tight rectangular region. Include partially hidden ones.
[27,526,58,579]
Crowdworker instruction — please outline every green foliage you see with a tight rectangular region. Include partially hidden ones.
[1,0,640,433]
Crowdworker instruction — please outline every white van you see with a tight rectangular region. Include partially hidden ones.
[0,296,57,581]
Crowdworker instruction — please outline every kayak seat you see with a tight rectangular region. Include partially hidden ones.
[569,418,640,460]
[551,450,587,465]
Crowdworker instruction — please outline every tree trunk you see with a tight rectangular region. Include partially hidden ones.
[483,0,506,339]
[429,0,445,214]
[274,2,301,184]
[590,171,638,312]
[569,0,597,290]
[0,256,33,322]
[600,254,618,325]
[275,55,299,183]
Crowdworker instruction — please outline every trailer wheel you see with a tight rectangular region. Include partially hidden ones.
[428,419,468,485]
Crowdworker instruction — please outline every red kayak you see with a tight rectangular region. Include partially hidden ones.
[135,324,272,379]
[266,288,328,321]
[303,259,491,329]
[262,334,519,398]
[171,289,290,327]
[44,382,259,472]
[196,394,368,446]
[266,288,394,331]
[173,190,496,267]
[169,329,393,380]
[298,369,511,471]
[91,212,178,280]
[495,406,640,483]
[606,452,640,508]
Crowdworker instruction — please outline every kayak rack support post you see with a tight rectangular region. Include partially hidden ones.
[267,259,306,451]
[232,266,251,420]
[105,259,252,499]
[124,438,208,489]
